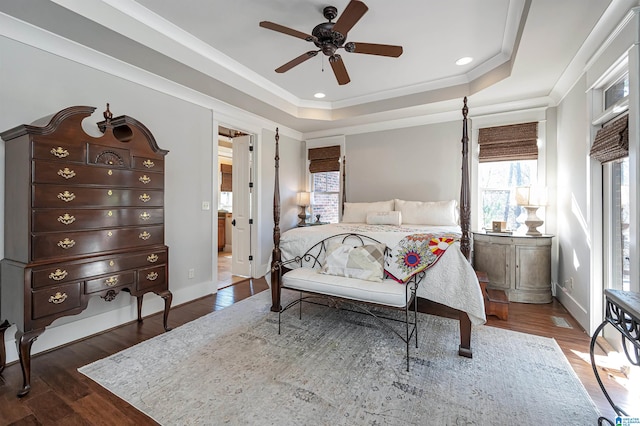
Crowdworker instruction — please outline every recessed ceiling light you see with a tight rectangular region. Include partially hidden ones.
[314,92,326,99]
[456,57,473,66]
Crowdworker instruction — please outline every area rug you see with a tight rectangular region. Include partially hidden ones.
[79,290,600,425]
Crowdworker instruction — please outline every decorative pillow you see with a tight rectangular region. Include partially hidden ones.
[366,211,402,226]
[321,242,386,282]
[394,199,458,226]
[342,200,394,223]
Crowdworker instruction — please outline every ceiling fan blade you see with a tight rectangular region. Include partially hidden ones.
[259,21,314,41]
[275,51,319,73]
[332,0,368,37]
[347,42,403,57]
[329,54,350,85]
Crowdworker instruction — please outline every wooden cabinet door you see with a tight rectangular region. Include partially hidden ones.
[473,239,510,291]
[515,245,551,290]
[514,244,552,303]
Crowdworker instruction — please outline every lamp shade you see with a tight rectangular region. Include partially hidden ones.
[515,186,546,207]
[296,191,311,206]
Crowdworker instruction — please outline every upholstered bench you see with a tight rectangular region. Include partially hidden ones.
[282,267,413,308]
[273,233,421,371]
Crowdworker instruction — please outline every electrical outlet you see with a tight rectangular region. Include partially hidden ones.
[188,268,195,279]
[569,277,574,289]
[202,201,210,210]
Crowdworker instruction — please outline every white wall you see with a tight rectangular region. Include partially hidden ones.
[345,121,462,203]
[555,74,592,329]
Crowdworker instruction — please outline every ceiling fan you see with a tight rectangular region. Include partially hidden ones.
[259,0,403,85]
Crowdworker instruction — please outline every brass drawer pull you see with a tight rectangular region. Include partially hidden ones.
[143,159,155,168]
[139,193,151,203]
[57,191,76,202]
[139,231,151,240]
[146,271,158,281]
[105,276,119,287]
[139,175,151,184]
[48,292,68,304]
[49,269,68,281]
[147,253,158,263]
[140,212,151,221]
[57,168,76,179]
[57,238,76,249]
[57,213,76,225]
[50,147,69,158]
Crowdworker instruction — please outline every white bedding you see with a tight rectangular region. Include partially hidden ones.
[278,223,486,325]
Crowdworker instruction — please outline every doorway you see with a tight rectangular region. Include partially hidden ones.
[217,125,254,289]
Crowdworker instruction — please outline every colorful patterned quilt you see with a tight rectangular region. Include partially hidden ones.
[384,233,459,283]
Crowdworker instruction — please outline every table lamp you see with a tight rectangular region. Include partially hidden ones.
[515,186,546,236]
[296,191,311,226]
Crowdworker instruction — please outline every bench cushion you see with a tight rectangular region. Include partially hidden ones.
[282,267,412,308]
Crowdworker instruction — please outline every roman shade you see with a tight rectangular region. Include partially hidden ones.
[308,145,340,173]
[590,114,628,163]
[220,164,232,192]
[478,122,538,162]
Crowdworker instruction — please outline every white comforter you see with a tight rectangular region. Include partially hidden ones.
[277,223,486,325]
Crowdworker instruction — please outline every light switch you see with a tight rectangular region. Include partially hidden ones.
[202,201,210,210]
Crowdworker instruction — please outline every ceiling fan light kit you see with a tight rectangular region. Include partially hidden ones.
[259,0,403,86]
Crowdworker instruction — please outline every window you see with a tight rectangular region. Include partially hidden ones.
[604,73,629,110]
[479,160,537,231]
[218,191,232,212]
[611,158,630,290]
[312,171,340,223]
[592,70,629,292]
[307,145,341,223]
[477,122,539,232]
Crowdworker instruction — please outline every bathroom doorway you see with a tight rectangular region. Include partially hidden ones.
[217,125,254,289]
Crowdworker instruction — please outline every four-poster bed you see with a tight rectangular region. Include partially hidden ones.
[269,97,483,357]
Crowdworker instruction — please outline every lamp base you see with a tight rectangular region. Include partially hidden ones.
[298,206,308,226]
[523,206,543,236]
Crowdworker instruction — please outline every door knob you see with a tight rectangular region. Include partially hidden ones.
[232,219,236,226]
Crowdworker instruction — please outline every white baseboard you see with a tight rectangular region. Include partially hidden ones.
[2,280,216,365]
[553,283,589,331]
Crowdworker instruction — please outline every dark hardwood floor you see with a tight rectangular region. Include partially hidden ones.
[0,280,635,425]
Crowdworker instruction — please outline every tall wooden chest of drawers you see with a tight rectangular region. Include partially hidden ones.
[0,105,172,397]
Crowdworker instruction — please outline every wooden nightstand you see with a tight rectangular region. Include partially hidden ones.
[472,232,553,303]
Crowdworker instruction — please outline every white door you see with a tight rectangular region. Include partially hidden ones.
[231,135,252,277]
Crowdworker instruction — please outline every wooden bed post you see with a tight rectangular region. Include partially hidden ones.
[270,128,282,312]
[458,97,474,358]
[459,97,471,262]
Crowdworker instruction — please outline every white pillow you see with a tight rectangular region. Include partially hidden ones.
[365,211,402,226]
[394,199,458,226]
[321,242,386,282]
[341,200,394,223]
